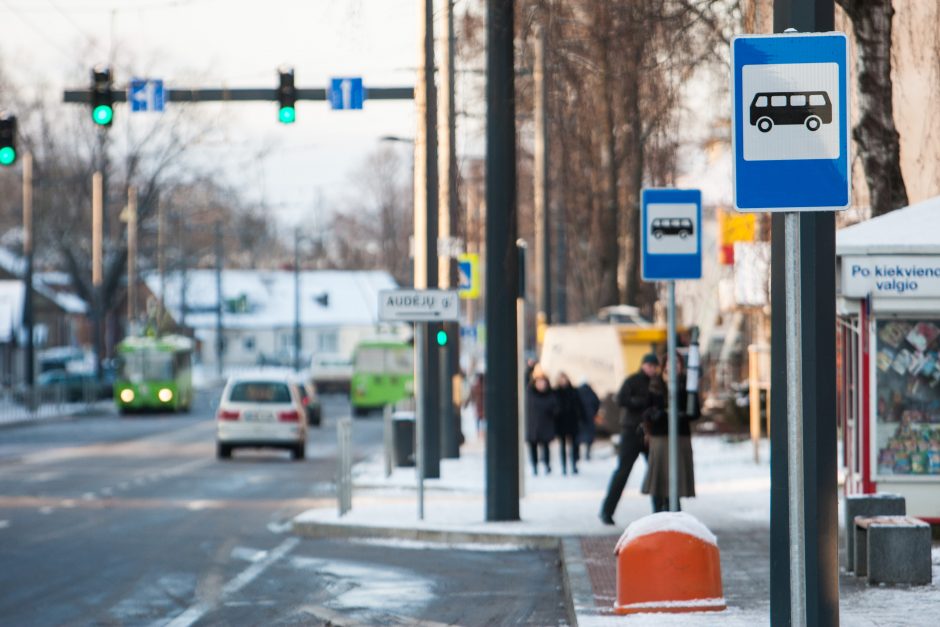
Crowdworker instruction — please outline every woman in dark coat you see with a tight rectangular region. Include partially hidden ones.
[641,355,699,512]
[525,365,558,475]
[576,378,600,460]
[553,372,583,475]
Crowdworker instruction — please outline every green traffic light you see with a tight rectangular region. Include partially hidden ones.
[436,329,448,347]
[92,105,113,125]
[0,146,15,166]
[279,106,296,124]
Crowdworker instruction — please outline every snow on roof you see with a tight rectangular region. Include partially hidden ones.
[145,269,400,330]
[615,512,718,555]
[837,195,940,256]
[0,247,26,278]
[0,281,24,342]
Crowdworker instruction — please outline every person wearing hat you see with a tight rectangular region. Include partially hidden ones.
[599,352,661,525]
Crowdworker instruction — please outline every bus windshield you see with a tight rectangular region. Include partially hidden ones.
[354,345,413,375]
[121,351,174,382]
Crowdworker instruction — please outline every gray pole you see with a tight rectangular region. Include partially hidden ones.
[517,240,527,498]
[415,0,440,479]
[667,281,678,512]
[533,24,551,327]
[294,231,302,372]
[214,222,224,380]
[770,3,838,626]
[92,172,104,384]
[415,323,426,520]
[126,186,137,331]
[178,213,187,331]
[157,199,166,333]
[485,0,520,521]
[22,152,34,391]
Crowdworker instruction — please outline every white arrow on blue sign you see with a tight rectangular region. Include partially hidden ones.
[329,77,365,110]
[641,188,702,282]
[731,32,850,212]
[128,78,165,113]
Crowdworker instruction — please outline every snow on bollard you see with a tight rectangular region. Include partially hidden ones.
[613,511,726,615]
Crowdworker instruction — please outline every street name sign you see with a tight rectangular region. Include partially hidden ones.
[329,77,365,110]
[641,188,702,281]
[731,32,849,212]
[378,289,459,322]
[129,78,165,113]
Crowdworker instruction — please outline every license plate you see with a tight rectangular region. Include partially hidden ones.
[242,410,273,422]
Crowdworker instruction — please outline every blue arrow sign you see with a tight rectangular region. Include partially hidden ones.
[731,32,849,212]
[641,188,702,282]
[329,77,364,110]
[128,78,165,113]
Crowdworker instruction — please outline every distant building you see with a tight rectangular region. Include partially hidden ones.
[145,269,410,385]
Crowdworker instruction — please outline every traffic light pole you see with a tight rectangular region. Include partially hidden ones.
[92,172,104,386]
[64,87,414,105]
[22,153,34,398]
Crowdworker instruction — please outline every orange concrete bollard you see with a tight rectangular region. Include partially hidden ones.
[613,512,726,615]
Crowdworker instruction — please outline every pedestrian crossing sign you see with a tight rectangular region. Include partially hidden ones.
[457,253,480,299]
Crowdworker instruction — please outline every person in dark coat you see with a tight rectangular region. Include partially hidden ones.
[599,353,660,525]
[642,355,699,512]
[553,372,583,475]
[576,378,600,461]
[525,364,558,475]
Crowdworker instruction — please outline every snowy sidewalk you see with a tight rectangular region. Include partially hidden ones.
[292,413,939,625]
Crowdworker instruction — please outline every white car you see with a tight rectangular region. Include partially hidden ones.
[216,374,308,460]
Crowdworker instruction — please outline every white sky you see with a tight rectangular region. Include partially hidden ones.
[0,0,426,228]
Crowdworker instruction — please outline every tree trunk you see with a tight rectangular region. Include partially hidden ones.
[837,0,908,216]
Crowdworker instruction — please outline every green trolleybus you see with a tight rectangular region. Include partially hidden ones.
[114,335,194,413]
[350,339,414,416]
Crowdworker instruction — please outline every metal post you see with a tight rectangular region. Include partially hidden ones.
[517,240,527,498]
[667,281,678,512]
[294,231,302,372]
[784,213,806,626]
[157,199,166,333]
[415,323,427,520]
[126,186,137,331]
[533,24,551,327]
[770,3,838,626]
[22,153,34,392]
[178,212,187,331]
[383,404,394,478]
[485,0,520,521]
[92,172,103,384]
[415,0,440,479]
[337,416,352,516]
[214,222,224,380]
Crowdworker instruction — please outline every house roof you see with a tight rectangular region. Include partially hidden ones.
[146,269,401,330]
[837,195,940,256]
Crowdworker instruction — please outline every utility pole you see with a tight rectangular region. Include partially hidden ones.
[485,0,520,521]
[177,211,187,331]
[92,171,104,384]
[214,222,224,379]
[415,0,441,479]
[439,0,460,460]
[770,2,838,626]
[533,24,551,330]
[126,186,137,332]
[294,230,302,373]
[22,152,34,393]
[157,199,166,334]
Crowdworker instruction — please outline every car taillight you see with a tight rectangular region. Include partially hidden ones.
[278,410,300,422]
[217,410,240,421]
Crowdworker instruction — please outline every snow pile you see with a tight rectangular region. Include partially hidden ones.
[615,512,718,555]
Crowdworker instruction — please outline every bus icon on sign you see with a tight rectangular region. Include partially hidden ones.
[651,217,694,239]
[750,91,832,133]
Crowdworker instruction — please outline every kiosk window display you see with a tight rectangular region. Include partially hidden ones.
[874,319,940,477]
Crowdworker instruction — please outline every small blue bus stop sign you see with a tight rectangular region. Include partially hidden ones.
[732,32,849,212]
[641,188,702,282]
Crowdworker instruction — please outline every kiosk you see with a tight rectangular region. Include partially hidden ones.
[836,196,940,521]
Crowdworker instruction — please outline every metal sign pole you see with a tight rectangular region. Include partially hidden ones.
[415,322,427,520]
[784,212,807,626]
[667,280,678,512]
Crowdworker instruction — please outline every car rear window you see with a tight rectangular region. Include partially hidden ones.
[228,381,292,403]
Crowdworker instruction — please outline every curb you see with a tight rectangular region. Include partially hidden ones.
[560,537,597,626]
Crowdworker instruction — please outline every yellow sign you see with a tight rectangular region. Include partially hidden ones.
[718,209,757,245]
[457,253,480,299]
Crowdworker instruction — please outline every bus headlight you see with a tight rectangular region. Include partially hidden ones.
[158,388,174,403]
[120,389,135,403]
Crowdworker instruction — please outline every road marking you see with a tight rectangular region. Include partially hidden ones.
[39,506,53,515]
[266,520,292,534]
[164,537,299,627]
[0,520,8,529]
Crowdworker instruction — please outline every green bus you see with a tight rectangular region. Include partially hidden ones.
[350,339,414,416]
[114,335,194,413]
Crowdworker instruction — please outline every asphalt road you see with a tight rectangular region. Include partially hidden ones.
[0,390,568,626]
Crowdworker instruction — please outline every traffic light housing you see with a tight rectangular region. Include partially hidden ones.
[0,112,16,167]
[436,327,449,347]
[90,65,114,126]
[277,67,296,124]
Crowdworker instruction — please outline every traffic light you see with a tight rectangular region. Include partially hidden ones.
[277,67,296,124]
[90,65,113,126]
[436,327,449,347]
[0,112,16,167]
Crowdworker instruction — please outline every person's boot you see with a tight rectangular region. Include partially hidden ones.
[599,511,615,525]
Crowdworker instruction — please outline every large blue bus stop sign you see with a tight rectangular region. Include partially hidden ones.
[732,32,849,212]
[641,188,702,281]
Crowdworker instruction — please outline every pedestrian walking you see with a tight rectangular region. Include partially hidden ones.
[466,369,485,435]
[642,354,699,512]
[553,372,583,475]
[576,378,600,461]
[599,353,659,525]
[525,364,558,475]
